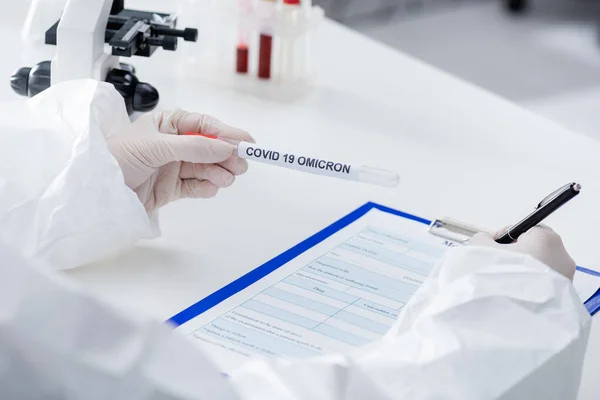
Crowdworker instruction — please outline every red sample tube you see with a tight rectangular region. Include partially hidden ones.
[258,0,276,79]
[236,43,249,74]
[258,34,273,79]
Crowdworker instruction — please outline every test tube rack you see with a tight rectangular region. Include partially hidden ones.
[177,0,324,100]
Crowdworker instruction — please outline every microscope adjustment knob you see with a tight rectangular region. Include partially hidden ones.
[10,61,51,97]
[105,68,159,114]
[147,35,178,51]
[183,28,198,42]
[28,61,52,97]
[10,67,31,96]
[133,82,159,113]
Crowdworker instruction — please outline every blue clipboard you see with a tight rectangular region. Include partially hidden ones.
[168,202,600,326]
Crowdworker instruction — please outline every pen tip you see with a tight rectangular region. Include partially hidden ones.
[574,183,582,192]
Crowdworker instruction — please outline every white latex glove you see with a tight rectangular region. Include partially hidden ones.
[107,110,255,212]
[469,225,576,280]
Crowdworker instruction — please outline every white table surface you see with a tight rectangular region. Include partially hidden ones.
[1,1,599,398]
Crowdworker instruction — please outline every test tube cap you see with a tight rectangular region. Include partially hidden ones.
[359,166,400,188]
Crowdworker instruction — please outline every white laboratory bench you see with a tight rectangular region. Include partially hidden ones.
[1,2,599,398]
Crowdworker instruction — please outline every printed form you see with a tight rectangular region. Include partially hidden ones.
[175,207,600,373]
[176,208,455,372]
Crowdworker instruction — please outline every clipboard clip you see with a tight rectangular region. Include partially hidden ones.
[428,217,488,244]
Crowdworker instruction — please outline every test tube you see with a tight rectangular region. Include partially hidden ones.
[184,132,400,187]
[236,0,252,74]
[236,142,400,187]
[279,0,301,81]
[301,0,312,78]
[258,0,276,79]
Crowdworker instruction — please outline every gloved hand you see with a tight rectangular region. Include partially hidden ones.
[469,225,576,280]
[107,110,254,212]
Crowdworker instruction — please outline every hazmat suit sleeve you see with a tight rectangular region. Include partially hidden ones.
[0,238,590,400]
[229,246,591,400]
[0,80,157,270]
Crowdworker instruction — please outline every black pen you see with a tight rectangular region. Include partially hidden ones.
[495,182,581,244]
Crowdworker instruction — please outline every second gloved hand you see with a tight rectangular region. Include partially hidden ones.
[107,110,254,212]
[469,225,576,280]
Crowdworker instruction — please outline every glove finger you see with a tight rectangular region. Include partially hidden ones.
[511,225,576,280]
[153,110,185,135]
[533,223,552,231]
[218,156,249,176]
[180,179,219,199]
[156,135,236,166]
[515,225,559,246]
[180,163,235,188]
[177,112,256,143]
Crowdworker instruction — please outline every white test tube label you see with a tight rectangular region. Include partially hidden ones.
[237,141,360,181]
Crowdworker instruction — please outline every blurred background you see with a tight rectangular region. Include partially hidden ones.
[3,0,600,140]
[314,0,600,141]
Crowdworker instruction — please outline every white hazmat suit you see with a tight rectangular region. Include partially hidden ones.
[0,81,591,399]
